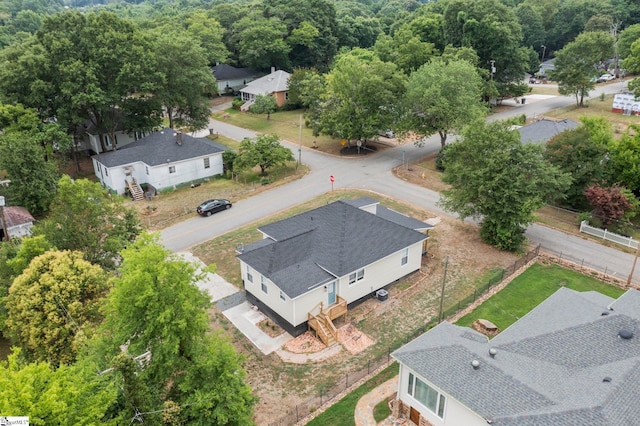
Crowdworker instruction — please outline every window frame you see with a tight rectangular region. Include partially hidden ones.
[203,157,210,169]
[401,248,409,266]
[169,165,176,174]
[261,276,267,294]
[279,290,286,301]
[246,266,253,283]
[348,268,365,285]
[407,373,446,419]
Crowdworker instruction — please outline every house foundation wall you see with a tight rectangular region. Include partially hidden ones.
[245,290,307,337]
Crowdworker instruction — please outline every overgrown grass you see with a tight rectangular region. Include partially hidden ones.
[456,262,626,330]
[306,362,398,426]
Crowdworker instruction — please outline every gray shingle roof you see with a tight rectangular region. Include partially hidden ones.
[240,70,290,96]
[92,128,226,168]
[344,197,433,231]
[237,199,427,298]
[518,119,580,144]
[393,287,640,425]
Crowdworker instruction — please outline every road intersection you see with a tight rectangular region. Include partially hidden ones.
[161,81,639,284]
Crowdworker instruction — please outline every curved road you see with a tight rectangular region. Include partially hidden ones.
[161,80,640,284]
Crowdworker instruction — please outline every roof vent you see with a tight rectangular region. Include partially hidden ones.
[489,348,497,358]
[603,377,612,383]
[619,329,634,340]
[471,359,480,370]
[601,311,610,316]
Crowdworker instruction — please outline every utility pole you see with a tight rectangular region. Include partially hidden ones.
[297,114,302,169]
[627,243,639,287]
[438,256,449,322]
[611,21,622,78]
[490,60,496,81]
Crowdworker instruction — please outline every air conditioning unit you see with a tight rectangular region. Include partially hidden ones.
[376,289,388,302]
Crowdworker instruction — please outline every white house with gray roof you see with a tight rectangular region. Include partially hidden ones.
[239,69,290,111]
[92,128,226,196]
[518,118,579,145]
[237,197,432,342]
[392,287,640,426]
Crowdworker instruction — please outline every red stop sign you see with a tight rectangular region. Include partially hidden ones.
[330,175,335,183]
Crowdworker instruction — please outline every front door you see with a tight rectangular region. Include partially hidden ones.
[327,281,336,306]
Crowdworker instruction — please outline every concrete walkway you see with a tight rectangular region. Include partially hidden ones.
[355,375,398,426]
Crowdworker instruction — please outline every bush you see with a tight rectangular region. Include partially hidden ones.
[232,98,244,110]
[435,144,451,171]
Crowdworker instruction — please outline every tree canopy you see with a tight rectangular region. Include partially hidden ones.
[6,249,109,366]
[234,133,295,176]
[400,58,485,148]
[35,176,140,269]
[439,120,571,251]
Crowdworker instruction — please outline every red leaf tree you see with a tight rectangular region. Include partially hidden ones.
[584,184,632,225]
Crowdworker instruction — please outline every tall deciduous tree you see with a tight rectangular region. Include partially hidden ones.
[233,15,291,71]
[99,234,254,424]
[234,134,294,176]
[184,12,230,66]
[249,94,278,120]
[6,250,109,366]
[374,25,436,75]
[544,123,610,209]
[35,176,140,270]
[584,184,633,225]
[552,31,614,107]
[400,58,485,149]
[319,49,406,144]
[618,24,640,61]
[439,120,570,251]
[151,28,216,131]
[608,126,640,193]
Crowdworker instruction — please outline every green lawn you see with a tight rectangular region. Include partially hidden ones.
[306,363,398,426]
[373,398,392,423]
[456,263,626,330]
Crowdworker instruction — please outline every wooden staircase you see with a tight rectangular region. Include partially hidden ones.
[308,296,347,347]
[127,178,144,201]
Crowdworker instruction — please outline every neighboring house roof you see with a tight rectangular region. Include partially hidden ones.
[344,197,432,231]
[3,206,34,228]
[92,128,226,168]
[211,64,261,80]
[393,287,640,425]
[237,199,429,299]
[518,118,580,144]
[240,70,291,96]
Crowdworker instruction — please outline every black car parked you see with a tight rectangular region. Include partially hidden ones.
[196,199,232,216]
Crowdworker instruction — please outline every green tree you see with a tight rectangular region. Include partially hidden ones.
[618,24,640,61]
[6,250,109,366]
[515,3,545,50]
[442,0,530,98]
[0,131,59,214]
[544,125,610,209]
[439,120,570,251]
[400,58,485,149]
[374,25,436,75]
[551,31,614,107]
[35,176,140,269]
[233,15,291,71]
[608,127,640,193]
[152,28,216,131]
[234,134,294,176]
[0,349,118,425]
[249,94,278,120]
[184,12,230,65]
[584,184,633,226]
[319,49,406,144]
[286,68,325,134]
[546,0,608,50]
[336,15,382,49]
[99,234,255,423]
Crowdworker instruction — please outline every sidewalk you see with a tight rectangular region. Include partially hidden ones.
[354,375,398,426]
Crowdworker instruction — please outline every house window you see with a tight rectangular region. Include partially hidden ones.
[408,373,446,419]
[247,266,253,283]
[204,158,210,169]
[145,166,149,175]
[105,168,108,176]
[261,276,267,294]
[104,135,112,148]
[280,290,286,301]
[97,163,101,172]
[401,248,409,266]
[349,268,365,285]
[169,166,176,174]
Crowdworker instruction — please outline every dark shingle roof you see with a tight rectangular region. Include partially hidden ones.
[518,119,580,144]
[344,197,433,231]
[393,288,640,425]
[211,64,261,80]
[92,128,226,168]
[237,199,427,298]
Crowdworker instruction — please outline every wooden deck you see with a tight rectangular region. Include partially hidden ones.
[308,296,347,346]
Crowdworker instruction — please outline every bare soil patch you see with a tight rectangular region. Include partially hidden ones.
[257,319,285,338]
[337,324,375,355]
[283,332,326,354]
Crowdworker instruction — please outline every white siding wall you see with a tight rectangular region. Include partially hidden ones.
[291,284,337,327]
[240,259,295,325]
[149,154,223,192]
[397,364,487,426]
[8,223,33,239]
[337,241,423,304]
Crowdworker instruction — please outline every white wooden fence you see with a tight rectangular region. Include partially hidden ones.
[580,220,638,249]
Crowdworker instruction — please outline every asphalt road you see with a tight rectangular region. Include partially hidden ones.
[161,80,640,284]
